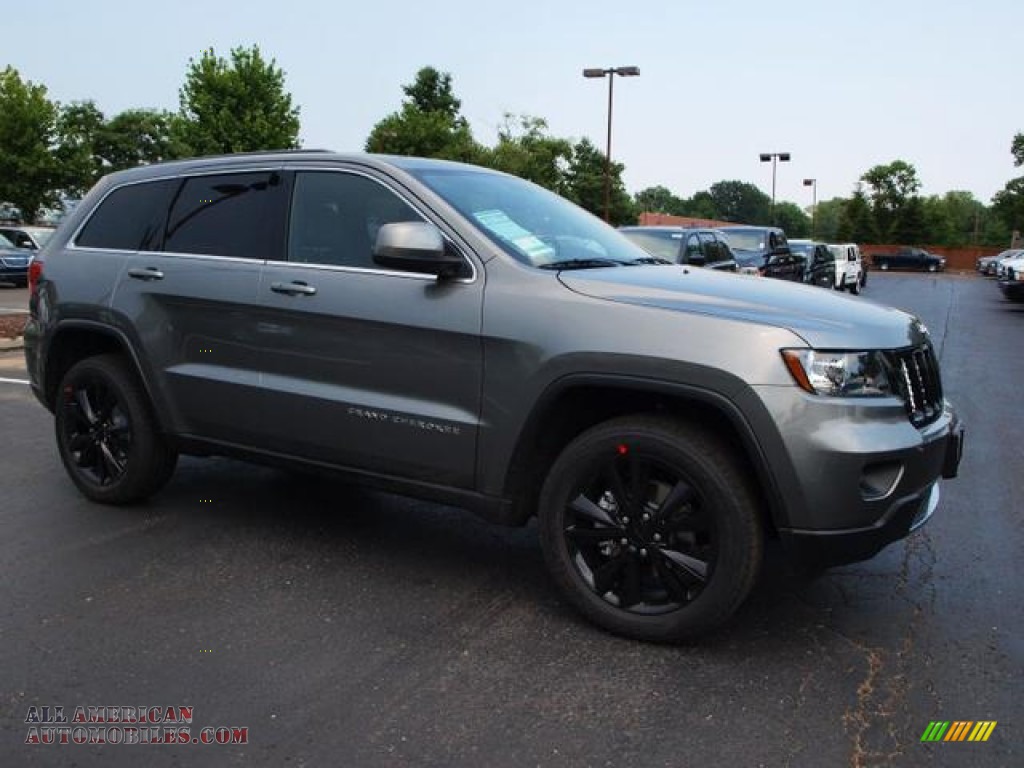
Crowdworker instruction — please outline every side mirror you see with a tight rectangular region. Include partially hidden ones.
[686,251,707,267]
[373,222,464,278]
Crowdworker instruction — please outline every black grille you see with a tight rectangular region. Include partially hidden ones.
[886,345,944,427]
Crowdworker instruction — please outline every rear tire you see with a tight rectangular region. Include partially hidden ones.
[538,415,763,642]
[55,354,177,504]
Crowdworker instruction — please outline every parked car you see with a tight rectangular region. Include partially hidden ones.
[0,232,32,287]
[872,247,945,272]
[25,151,964,642]
[0,225,55,251]
[998,254,1024,301]
[717,226,805,281]
[977,249,1020,276]
[788,240,837,289]
[619,226,738,271]
[827,243,866,294]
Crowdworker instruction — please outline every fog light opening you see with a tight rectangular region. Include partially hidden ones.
[859,461,904,500]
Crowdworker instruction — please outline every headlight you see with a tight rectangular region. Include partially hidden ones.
[781,349,893,397]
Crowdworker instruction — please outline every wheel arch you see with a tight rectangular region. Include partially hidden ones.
[41,321,171,432]
[501,374,788,534]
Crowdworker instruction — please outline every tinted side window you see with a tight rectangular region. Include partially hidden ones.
[164,172,284,260]
[684,234,703,263]
[698,232,722,263]
[288,171,423,268]
[76,179,178,251]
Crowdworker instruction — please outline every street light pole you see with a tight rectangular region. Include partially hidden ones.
[759,152,790,225]
[583,65,640,222]
[803,178,817,238]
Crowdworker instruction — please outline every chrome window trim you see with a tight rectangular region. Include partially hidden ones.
[69,164,478,284]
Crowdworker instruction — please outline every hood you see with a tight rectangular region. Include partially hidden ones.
[558,264,928,349]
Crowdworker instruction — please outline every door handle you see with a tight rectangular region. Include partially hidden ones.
[270,281,317,296]
[127,267,164,281]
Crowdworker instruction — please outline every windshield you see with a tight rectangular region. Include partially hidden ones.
[719,229,787,253]
[619,230,682,262]
[410,168,656,268]
[28,228,53,246]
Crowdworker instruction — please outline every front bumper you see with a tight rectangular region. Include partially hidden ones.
[998,280,1024,301]
[751,386,964,568]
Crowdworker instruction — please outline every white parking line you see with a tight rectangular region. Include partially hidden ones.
[0,377,29,385]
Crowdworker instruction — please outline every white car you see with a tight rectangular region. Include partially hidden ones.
[827,243,865,294]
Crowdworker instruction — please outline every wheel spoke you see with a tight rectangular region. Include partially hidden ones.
[76,388,100,426]
[68,433,92,452]
[618,557,644,608]
[656,480,696,522]
[98,440,126,481]
[628,455,651,507]
[592,552,629,597]
[651,552,693,602]
[659,547,708,583]
[565,524,623,544]
[568,494,618,528]
[604,459,631,513]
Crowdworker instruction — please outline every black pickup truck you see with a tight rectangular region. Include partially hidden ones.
[872,247,945,272]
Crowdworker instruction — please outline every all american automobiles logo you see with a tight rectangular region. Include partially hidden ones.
[24,705,248,746]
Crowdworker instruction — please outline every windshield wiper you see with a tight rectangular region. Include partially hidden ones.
[626,256,673,265]
[539,258,624,270]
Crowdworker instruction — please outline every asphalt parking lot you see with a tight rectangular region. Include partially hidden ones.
[0,274,1020,767]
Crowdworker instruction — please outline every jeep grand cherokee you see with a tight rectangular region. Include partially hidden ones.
[24,152,964,641]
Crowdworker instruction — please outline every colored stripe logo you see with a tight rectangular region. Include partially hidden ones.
[921,721,997,742]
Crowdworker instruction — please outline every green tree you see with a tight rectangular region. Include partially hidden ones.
[0,66,59,221]
[810,197,846,242]
[175,45,301,156]
[1012,132,1024,167]
[707,180,771,224]
[992,177,1024,237]
[563,137,634,224]
[773,202,810,238]
[99,109,186,171]
[366,66,479,161]
[891,196,928,244]
[678,191,718,220]
[482,114,572,193]
[53,100,106,196]
[860,160,921,239]
[634,185,683,215]
[836,186,879,244]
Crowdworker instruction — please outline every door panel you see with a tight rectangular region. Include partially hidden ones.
[255,169,483,487]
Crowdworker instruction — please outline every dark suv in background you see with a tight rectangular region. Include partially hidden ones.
[619,226,738,271]
[25,151,963,642]
[717,226,804,281]
[788,239,837,289]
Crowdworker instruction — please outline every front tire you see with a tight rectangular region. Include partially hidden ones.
[55,354,177,504]
[849,278,861,295]
[538,415,763,642]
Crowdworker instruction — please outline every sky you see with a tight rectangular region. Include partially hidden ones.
[5,0,1023,208]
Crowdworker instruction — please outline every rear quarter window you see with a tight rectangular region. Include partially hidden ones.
[75,179,179,251]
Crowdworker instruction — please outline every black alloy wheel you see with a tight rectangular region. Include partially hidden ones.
[56,355,177,504]
[539,416,762,641]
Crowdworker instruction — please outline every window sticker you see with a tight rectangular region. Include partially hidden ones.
[473,209,556,262]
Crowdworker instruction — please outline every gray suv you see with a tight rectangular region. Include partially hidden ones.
[25,151,964,641]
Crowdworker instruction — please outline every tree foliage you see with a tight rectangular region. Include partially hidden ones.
[836,186,879,244]
[860,160,921,239]
[563,137,635,225]
[634,185,683,215]
[482,115,572,193]
[707,181,771,224]
[1012,132,1024,168]
[0,66,59,222]
[365,66,478,162]
[773,202,810,238]
[175,45,301,156]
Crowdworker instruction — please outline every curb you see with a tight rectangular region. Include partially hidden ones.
[0,336,24,351]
